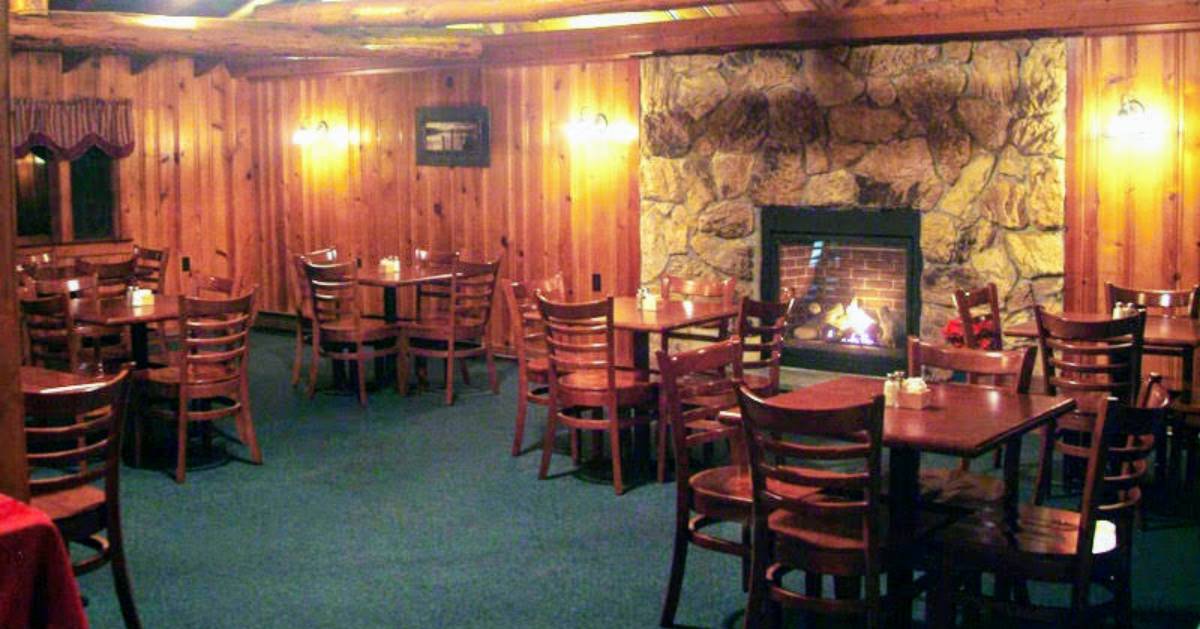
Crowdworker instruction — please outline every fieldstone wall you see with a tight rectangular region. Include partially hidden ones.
[639,39,1066,338]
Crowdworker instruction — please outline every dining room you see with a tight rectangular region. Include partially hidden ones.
[1,1,1199,628]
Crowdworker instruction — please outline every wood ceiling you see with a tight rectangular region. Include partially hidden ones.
[13,0,1200,78]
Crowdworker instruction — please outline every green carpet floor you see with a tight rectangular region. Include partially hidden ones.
[75,331,1200,628]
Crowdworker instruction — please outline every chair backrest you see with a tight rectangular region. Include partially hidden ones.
[30,264,81,282]
[447,257,502,333]
[538,295,616,394]
[413,248,458,265]
[737,386,885,613]
[660,275,738,305]
[503,274,566,368]
[176,291,255,388]
[304,260,361,330]
[907,337,1035,393]
[16,252,54,282]
[34,273,99,301]
[190,273,240,299]
[133,245,170,294]
[303,247,339,264]
[657,340,745,485]
[1034,306,1145,407]
[953,283,1003,349]
[24,369,131,501]
[76,256,137,299]
[736,291,794,396]
[20,292,79,370]
[1105,282,1200,318]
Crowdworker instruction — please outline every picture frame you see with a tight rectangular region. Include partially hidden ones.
[415,105,490,167]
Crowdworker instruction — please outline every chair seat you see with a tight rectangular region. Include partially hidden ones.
[31,485,105,522]
[560,368,655,392]
[692,466,822,517]
[769,499,948,553]
[935,504,1118,561]
[400,316,486,340]
[318,317,401,343]
[140,364,239,387]
[919,468,1006,506]
[527,356,549,374]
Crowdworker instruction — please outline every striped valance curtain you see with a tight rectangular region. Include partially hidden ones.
[12,98,135,160]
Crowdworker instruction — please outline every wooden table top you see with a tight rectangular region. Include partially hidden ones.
[724,376,1075,458]
[1006,312,1200,347]
[356,264,456,287]
[72,296,180,326]
[611,296,738,333]
[20,366,114,395]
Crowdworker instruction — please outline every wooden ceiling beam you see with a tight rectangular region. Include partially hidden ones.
[233,0,1200,79]
[10,11,482,60]
[251,0,722,27]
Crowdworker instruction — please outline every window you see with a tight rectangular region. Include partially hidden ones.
[13,146,118,244]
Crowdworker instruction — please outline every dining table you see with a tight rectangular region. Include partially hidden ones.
[21,364,113,395]
[720,375,1076,628]
[611,296,740,370]
[72,295,180,369]
[0,494,88,629]
[356,262,458,381]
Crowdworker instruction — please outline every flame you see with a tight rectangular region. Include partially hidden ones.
[841,298,877,346]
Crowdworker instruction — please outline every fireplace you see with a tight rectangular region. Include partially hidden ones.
[761,207,921,375]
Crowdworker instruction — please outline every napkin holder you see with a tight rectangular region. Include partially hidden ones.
[130,288,155,306]
[897,388,933,410]
[379,257,401,274]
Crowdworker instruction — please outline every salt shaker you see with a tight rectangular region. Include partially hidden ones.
[1112,301,1126,319]
[883,372,900,407]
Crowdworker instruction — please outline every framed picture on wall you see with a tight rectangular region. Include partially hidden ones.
[415,105,490,167]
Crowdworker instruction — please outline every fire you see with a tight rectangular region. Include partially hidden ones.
[842,299,877,345]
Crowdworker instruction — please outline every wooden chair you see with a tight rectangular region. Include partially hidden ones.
[132,245,170,294]
[24,369,141,628]
[136,291,262,483]
[502,273,565,456]
[537,295,657,495]
[20,291,81,371]
[76,256,138,299]
[16,251,55,285]
[413,248,459,320]
[930,382,1167,628]
[659,275,738,354]
[189,273,241,298]
[1033,306,1145,501]
[304,260,406,408]
[658,339,768,627]
[34,274,130,368]
[739,387,928,629]
[907,337,1037,507]
[288,247,339,387]
[400,257,500,406]
[736,292,794,398]
[952,283,1003,350]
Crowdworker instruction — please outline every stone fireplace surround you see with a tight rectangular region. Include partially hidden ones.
[639,39,1067,340]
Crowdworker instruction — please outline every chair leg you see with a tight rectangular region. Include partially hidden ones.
[307,341,320,400]
[395,336,408,395]
[133,403,144,469]
[175,399,188,484]
[356,355,368,408]
[512,392,529,457]
[109,533,142,629]
[444,350,456,406]
[1034,424,1054,504]
[609,411,626,495]
[570,429,581,464]
[459,354,472,385]
[744,527,769,629]
[486,347,498,394]
[659,516,690,627]
[538,408,558,480]
[239,378,262,465]
[931,562,957,629]
[291,323,304,387]
[657,419,670,483]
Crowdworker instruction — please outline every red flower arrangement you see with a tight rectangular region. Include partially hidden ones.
[941,317,999,349]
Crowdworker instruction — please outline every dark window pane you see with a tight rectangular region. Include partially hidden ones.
[70,147,115,240]
[15,148,53,238]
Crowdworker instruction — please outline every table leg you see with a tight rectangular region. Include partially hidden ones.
[887,446,919,629]
[378,287,399,384]
[130,323,150,370]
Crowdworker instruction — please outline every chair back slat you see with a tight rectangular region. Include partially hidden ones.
[738,386,884,564]
[76,256,137,299]
[737,291,794,395]
[1105,282,1200,318]
[660,275,738,344]
[190,274,240,298]
[504,274,565,366]
[907,337,1035,392]
[953,283,1003,349]
[175,291,255,387]
[447,259,501,329]
[24,370,130,499]
[34,273,99,300]
[539,295,616,391]
[133,245,170,294]
[20,292,79,369]
[304,261,360,325]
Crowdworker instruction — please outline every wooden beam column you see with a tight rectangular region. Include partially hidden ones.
[0,0,29,501]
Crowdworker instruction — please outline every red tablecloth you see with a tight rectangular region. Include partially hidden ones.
[0,495,88,628]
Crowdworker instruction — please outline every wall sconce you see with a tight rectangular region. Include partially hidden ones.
[1107,95,1149,139]
[292,120,329,146]
[566,109,609,143]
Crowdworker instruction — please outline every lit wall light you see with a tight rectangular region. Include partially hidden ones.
[1105,94,1167,150]
[292,120,328,146]
[565,108,638,144]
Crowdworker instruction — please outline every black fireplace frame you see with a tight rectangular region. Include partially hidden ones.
[761,206,922,375]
